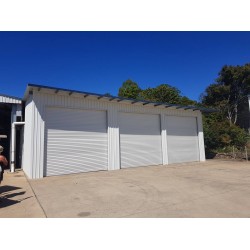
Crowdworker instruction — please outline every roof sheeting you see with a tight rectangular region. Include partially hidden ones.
[24,83,216,113]
[0,94,22,104]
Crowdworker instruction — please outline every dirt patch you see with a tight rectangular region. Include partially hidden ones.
[78,212,91,217]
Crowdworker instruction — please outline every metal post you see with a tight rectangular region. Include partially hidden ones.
[10,123,16,173]
[245,146,248,162]
[10,105,17,171]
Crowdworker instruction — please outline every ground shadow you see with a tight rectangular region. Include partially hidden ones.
[0,185,31,209]
[0,197,20,209]
[0,185,22,194]
[205,149,217,159]
[3,191,26,199]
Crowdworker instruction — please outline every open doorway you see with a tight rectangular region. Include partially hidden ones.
[0,103,11,170]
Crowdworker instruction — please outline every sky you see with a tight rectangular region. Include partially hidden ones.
[0,31,250,101]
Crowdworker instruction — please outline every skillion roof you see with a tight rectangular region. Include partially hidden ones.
[0,93,22,104]
[24,83,216,113]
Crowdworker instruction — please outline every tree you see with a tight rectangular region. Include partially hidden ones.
[140,84,182,104]
[179,96,198,106]
[118,80,198,106]
[118,80,185,104]
[118,79,141,99]
[201,63,250,154]
[202,63,250,127]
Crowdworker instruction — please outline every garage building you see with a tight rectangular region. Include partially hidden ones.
[22,84,209,179]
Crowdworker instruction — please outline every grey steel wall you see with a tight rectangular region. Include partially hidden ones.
[23,90,205,179]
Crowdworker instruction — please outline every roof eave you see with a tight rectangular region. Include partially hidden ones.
[23,83,217,113]
[0,93,22,104]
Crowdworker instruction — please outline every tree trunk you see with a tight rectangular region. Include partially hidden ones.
[227,109,232,126]
[233,107,238,124]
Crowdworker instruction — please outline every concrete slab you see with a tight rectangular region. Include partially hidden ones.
[28,160,250,218]
[0,170,46,218]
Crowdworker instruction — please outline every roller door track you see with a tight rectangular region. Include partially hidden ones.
[119,112,162,169]
[166,116,200,164]
[45,107,108,176]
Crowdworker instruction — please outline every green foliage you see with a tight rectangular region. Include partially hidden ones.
[202,83,230,108]
[201,63,250,127]
[118,79,141,99]
[118,80,197,106]
[202,63,250,153]
[203,117,249,150]
[140,84,182,104]
[179,96,198,106]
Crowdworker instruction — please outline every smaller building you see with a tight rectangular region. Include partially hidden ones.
[0,94,24,170]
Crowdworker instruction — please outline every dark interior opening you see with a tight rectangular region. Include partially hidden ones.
[15,126,23,169]
[0,103,11,170]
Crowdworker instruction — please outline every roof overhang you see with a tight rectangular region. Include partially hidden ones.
[0,94,22,104]
[24,83,217,113]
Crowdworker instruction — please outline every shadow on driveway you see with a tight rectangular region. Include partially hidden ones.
[0,185,32,209]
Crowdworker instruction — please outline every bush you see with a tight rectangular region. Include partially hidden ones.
[203,117,249,151]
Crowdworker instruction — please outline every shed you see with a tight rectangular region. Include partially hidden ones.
[22,84,211,179]
[0,93,24,171]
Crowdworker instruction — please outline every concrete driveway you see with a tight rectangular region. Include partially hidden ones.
[28,160,250,218]
[0,170,45,218]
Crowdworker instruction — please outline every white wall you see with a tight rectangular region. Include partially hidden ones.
[22,96,34,178]
[23,90,205,179]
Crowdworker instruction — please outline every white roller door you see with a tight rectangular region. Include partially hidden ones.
[166,116,200,164]
[45,107,108,176]
[119,112,162,169]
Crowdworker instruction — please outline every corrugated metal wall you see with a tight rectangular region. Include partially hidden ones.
[22,96,34,177]
[23,90,205,179]
[0,95,22,104]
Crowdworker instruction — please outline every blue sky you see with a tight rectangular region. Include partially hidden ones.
[0,32,250,101]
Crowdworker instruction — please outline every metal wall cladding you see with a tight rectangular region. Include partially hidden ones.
[166,116,200,164]
[45,107,108,176]
[0,95,22,104]
[119,112,162,168]
[23,90,205,179]
[22,97,33,177]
